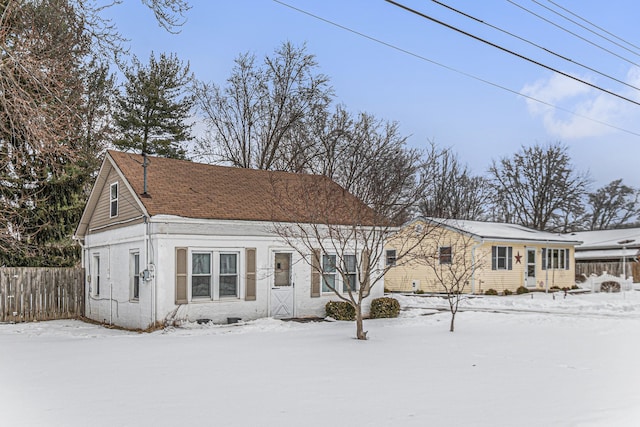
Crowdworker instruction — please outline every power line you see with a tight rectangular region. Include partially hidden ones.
[429,0,640,93]
[386,0,640,108]
[540,0,640,56]
[271,0,640,138]
[506,0,640,68]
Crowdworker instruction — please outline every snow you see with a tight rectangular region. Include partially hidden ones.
[569,228,640,249]
[2,291,640,427]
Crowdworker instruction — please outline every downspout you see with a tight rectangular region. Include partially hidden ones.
[471,238,484,294]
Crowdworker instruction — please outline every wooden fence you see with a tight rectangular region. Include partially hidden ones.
[576,261,640,283]
[0,267,85,323]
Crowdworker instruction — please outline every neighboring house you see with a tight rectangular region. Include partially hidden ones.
[568,228,640,282]
[384,218,582,294]
[74,151,383,329]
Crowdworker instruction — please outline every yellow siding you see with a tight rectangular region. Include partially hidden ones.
[87,166,145,234]
[385,223,576,294]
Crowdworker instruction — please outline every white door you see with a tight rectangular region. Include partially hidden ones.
[526,248,536,288]
[270,253,294,318]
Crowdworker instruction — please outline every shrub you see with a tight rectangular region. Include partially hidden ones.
[325,301,356,320]
[484,288,498,296]
[415,289,425,295]
[550,286,561,291]
[370,297,401,319]
[516,286,530,294]
[503,289,513,296]
[571,284,580,290]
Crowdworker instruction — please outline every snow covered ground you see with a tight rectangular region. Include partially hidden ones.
[2,291,640,427]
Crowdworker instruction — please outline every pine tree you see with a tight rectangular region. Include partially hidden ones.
[114,52,194,159]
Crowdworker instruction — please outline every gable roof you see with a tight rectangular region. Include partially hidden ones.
[76,150,380,237]
[415,217,582,245]
[567,228,640,250]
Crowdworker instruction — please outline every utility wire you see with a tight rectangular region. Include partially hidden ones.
[430,0,640,93]
[506,0,640,68]
[546,0,640,53]
[272,0,640,138]
[534,0,640,57]
[385,0,640,107]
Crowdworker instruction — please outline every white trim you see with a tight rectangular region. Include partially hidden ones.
[188,248,242,302]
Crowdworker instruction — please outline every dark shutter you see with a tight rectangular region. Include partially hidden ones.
[541,248,547,270]
[175,247,188,304]
[245,248,257,301]
[311,249,321,298]
[565,248,570,270]
[361,249,371,294]
[491,246,497,270]
[507,247,513,270]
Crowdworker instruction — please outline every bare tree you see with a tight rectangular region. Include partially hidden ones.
[419,142,491,220]
[269,172,424,340]
[585,179,640,230]
[412,220,486,332]
[194,41,332,169]
[488,142,590,232]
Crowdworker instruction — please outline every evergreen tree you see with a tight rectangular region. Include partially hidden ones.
[114,52,194,158]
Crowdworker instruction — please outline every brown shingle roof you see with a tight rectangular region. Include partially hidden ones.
[108,150,380,226]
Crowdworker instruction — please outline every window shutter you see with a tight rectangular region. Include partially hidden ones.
[361,249,371,294]
[491,246,497,270]
[245,248,257,301]
[565,249,570,270]
[175,247,188,304]
[507,247,513,270]
[311,249,321,298]
[541,248,547,270]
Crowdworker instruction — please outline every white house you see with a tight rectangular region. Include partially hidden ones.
[74,151,384,329]
[569,228,640,281]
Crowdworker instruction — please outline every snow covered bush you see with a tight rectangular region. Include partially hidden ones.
[325,301,356,320]
[503,289,513,296]
[516,286,530,294]
[370,297,401,318]
[484,289,498,296]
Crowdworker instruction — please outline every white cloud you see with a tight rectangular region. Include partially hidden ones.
[521,69,637,140]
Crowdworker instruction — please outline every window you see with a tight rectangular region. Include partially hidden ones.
[109,182,118,218]
[192,253,212,298]
[322,254,357,293]
[322,254,336,292]
[131,252,140,300]
[386,250,397,266]
[191,251,240,300]
[543,248,570,270]
[219,253,238,297]
[439,246,452,264]
[343,255,358,292]
[491,246,513,270]
[93,255,100,296]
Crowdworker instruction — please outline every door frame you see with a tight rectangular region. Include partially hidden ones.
[525,247,537,288]
[269,250,295,318]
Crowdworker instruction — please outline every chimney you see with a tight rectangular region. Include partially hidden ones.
[142,152,148,196]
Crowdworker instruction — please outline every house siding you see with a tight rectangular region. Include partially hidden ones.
[87,166,144,234]
[82,218,383,329]
[385,228,576,294]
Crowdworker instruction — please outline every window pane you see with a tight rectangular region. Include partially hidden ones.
[110,183,117,199]
[323,255,336,272]
[386,250,396,266]
[133,253,140,299]
[344,255,357,273]
[192,253,211,274]
[219,275,237,297]
[220,254,237,274]
[322,274,335,292]
[343,273,357,292]
[192,276,211,297]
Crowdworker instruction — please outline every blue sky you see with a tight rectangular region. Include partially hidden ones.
[107,0,640,188]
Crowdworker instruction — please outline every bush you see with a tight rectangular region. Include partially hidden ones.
[370,297,401,319]
[414,289,425,295]
[550,286,561,291]
[484,288,498,296]
[571,284,580,290]
[516,286,530,295]
[503,289,513,296]
[325,301,356,320]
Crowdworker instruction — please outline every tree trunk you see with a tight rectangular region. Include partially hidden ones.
[449,310,456,332]
[355,304,368,340]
